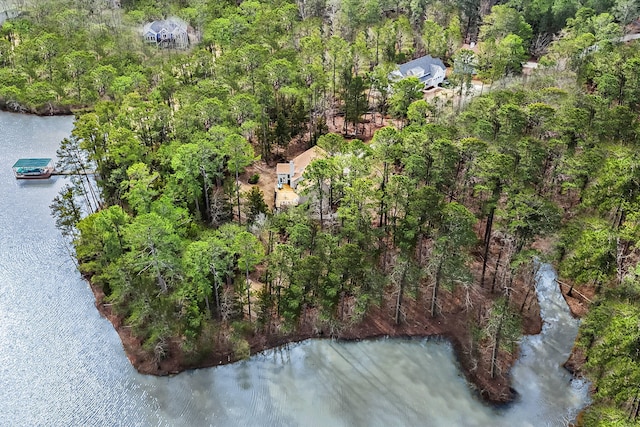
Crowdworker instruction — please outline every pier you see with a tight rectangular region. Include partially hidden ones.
[12,158,96,179]
[51,170,96,176]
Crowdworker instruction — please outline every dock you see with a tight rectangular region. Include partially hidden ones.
[12,158,96,179]
[12,158,54,179]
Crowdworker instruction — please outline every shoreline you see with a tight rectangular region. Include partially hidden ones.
[2,98,574,407]
[558,278,593,379]
[0,101,79,116]
[87,272,543,405]
[558,279,595,426]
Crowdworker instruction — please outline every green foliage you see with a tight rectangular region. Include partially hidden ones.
[244,186,269,224]
[35,2,640,418]
[504,190,561,249]
[232,338,251,360]
[579,286,640,424]
[248,173,259,184]
[142,324,171,360]
[50,185,83,240]
[179,241,214,339]
[422,20,446,57]
[407,99,433,126]
[484,298,522,353]
[477,34,528,81]
[122,163,159,215]
[582,404,637,427]
[182,322,217,364]
[483,298,522,378]
[341,72,368,133]
[559,218,616,286]
[389,77,424,122]
[479,5,533,45]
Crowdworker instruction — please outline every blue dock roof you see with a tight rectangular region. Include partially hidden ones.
[12,158,52,168]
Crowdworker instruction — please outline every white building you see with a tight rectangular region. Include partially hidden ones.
[275,146,325,209]
[389,55,446,89]
[143,17,189,49]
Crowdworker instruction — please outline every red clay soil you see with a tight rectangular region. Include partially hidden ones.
[338,281,542,405]
[559,281,595,319]
[557,279,595,379]
[87,250,542,405]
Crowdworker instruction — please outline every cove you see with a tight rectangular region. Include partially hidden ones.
[0,111,589,426]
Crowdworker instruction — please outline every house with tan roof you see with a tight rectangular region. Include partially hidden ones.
[275,146,325,209]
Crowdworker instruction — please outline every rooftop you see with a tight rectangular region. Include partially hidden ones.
[397,55,445,78]
[291,146,325,179]
[12,158,52,168]
[276,163,291,175]
[143,17,187,34]
[276,146,325,180]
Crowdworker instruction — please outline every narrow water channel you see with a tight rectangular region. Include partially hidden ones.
[0,112,589,426]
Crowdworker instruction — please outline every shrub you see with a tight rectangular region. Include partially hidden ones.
[248,173,259,184]
[231,320,254,336]
[232,338,251,360]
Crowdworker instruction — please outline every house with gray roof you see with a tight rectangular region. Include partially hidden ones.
[390,55,446,89]
[143,17,189,49]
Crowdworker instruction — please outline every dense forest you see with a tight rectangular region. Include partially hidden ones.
[2,0,640,423]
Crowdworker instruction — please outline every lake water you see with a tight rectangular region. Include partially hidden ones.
[0,111,589,426]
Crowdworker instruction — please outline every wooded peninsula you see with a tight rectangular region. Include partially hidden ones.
[2,0,639,423]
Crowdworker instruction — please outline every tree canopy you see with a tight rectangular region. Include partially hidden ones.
[30,0,640,419]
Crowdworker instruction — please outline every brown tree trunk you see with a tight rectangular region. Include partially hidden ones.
[430,258,444,317]
[490,313,503,379]
[378,162,388,228]
[520,286,532,313]
[491,242,503,293]
[480,207,495,288]
[246,266,251,322]
[394,265,407,325]
[236,166,242,225]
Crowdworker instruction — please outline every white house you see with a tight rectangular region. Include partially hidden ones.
[143,17,189,49]
[275,146,325,209]
[389,55,446,89]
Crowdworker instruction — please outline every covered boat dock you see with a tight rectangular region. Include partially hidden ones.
[12,158,54,179]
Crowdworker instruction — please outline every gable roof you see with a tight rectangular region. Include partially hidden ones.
[276,163,291,175]
[275,146,325,180]
[143,17,187,35]
[291,146,325,180]
[396,55,445,79]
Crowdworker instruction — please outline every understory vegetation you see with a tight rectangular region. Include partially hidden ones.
[3,0,637,421]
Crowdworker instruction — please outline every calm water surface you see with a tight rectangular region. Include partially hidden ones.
[0,112,589,426]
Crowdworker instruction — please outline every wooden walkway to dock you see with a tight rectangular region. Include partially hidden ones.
[51,170,96,176]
